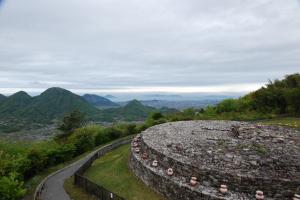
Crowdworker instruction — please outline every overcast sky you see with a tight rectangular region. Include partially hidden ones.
[0,0,299,95]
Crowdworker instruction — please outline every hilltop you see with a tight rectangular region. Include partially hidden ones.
[20,88,99,123]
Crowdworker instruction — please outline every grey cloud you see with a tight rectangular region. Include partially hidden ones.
[0,0,299,93]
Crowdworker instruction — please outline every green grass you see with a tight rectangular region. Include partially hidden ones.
[259,117,300,130]
[84,144,165,200]
[64,176,98,200]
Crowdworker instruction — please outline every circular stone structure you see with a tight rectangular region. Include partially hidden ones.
[129,120,300,200]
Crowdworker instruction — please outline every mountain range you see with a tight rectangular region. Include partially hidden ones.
[0,87,174,133]
[82,94,119,108]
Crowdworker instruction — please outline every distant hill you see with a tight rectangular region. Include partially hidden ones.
[0,88,100,132]
[0,91,32,117]
[19,88,99,123]
[100,99,177,121]
[82,94,118,108]
[100,99,156,121]
[140,99,221,110]
[104,94,116,99]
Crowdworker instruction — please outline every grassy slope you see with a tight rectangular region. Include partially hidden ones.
[72,144,165,200]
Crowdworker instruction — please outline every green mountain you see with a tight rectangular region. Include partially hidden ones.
[0,88,100,132]
[0,91,32,117]
[101,100,159,121]
[82,94,118,107]
[19,87,99,123]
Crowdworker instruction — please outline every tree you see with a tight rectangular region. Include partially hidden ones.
[0,173,26,200]
[69,128,95,155]
[57,110,86,136]
[25,149,48,177]
[150,112,164,120]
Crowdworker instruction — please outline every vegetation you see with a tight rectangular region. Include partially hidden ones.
[164,74,300,122]
[259,117,300,129]
[0,111,140,200]
[64,176,98,200]
[57,110,86,137]
[0,173,26,200]
[84,144,165,200]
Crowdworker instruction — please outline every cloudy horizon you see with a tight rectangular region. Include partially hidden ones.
[0,0,299,95]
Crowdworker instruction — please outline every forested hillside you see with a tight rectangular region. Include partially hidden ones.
[0,88,99,132]
[215,73,300,115]
[101,100,158,121]
[166,73,300,122]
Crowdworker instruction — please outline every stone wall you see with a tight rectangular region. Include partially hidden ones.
[130,144,251,200]
[129,121,300,200]
[138,136,298,199]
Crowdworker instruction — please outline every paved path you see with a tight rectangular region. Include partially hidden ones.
[36,137,133,200]
[39,153,93,200]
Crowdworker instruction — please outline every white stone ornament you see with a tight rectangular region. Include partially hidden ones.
[152,160,158,167]
[219,184,228,194]
[255,190,264,200]
[134,147,140,153]
[166,168,173,176]
[132,142,138,147]
[190,177,198,186]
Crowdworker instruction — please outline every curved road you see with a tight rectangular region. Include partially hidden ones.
[36,137,133,200]
[39,152,93,200]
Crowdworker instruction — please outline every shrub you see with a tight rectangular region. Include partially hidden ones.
[216,99,239,113]
[69,128,95,155]
[95,130,111,146]
[0,173,26,200]
[150,112,164,120]
[24,149,48,178]
[46,144,76,165]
